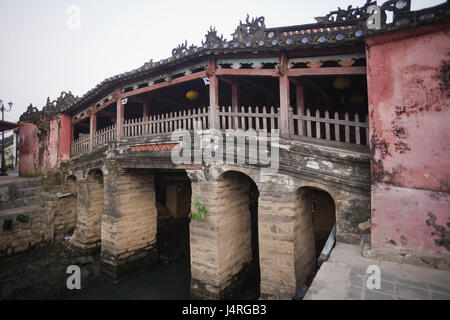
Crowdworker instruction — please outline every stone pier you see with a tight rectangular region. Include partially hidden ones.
[72,169,104,251]
[100,166,158,281]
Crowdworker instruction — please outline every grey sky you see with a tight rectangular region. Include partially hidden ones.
[0,0,445,123]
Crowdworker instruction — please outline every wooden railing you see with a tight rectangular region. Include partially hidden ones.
[94,124,116,147]
[218,106,279,132]
[71,105,369,156]
[71,134,90,156]
[291,107,369,145]
[123,107,209,138]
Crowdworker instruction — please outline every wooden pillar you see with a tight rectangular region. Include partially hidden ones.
[70,121,74,156]
[143,94,150,119]
[117,97,124,139]
[279,54,290,136]
[143,102,148,119]
[209,59,219,129]
[296,84,306,135]
[231,80,239,110]
[89,112,97,152]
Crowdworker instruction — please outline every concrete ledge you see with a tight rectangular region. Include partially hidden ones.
[363,243,450,272]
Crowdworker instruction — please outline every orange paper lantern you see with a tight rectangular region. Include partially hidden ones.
[186,90,199,100]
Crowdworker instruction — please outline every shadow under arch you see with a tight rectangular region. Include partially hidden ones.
[217,170,261,299]
[293,185,336,293]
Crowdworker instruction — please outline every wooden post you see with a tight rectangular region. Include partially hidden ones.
[279,54,290,136]
[143,101,148,119]
[209,74,219,129]
[143,94,150,119]
[70,121,74,156]
[296,84,306,135]
[117,96,124,139]
[89,111,97,152]
[232,80,239,109]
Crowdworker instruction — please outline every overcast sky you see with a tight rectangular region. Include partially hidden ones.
[0,0,445,123]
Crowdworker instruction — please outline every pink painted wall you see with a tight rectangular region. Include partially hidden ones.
[42,118,59,171]
[58,115,71,162]
[19,114,73,176]
[18,123,41,177]
[367,24,450,255]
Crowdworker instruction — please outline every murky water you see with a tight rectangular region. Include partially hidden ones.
[61,254,191,300]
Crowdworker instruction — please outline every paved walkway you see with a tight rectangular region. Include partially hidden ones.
[304,243,450,300]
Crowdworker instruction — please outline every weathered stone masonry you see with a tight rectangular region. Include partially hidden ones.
[72,169,104,251]
[58,132,371,299]
[100,167,157,281]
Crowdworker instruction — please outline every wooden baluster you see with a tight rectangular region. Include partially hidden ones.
[297,106,303,136]
[306,108,312,137]
[345,112,350,143]
[241,106,246,131]
[334,112,340,142]
[255,106,260,131]
[233,105,239,130]
[325,110,330,140]
[220,107,225,129]
[186,109,191,130]
[248,106,253,130]
[315,109,321,139]
[262,106,267,132]
[355,113,361,145]
[270,106,275,131]
[203,107,207,129]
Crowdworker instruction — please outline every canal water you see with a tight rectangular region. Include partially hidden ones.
[62,254,192,300]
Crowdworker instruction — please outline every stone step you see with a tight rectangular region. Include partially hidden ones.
[15,187,42,199]
[14,196,40,207]
[11,179,42,190]
[0,205,46,219]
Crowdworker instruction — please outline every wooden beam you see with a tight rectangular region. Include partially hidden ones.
[287,66,366,77]
[72,114,90,125]
[121,70,208,98]
[95,99,117,114]
[97,111,116,118]
[215,68,279,77]
[127,96,147,104]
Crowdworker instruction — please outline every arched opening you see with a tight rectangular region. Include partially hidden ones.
[154,170,192,268]
[294,186,336,296]
[311,189,336,259]
[218,170,260,299]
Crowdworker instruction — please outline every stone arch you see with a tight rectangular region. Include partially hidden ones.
[65,175,77,193]
[293,185,336,290]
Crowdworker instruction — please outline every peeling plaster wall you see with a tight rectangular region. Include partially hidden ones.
[18,115,72,176]
[42,118,59,171]
[367,25,450,256]
[18,123,40,177]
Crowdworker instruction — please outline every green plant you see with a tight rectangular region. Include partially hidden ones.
[189,200,207,221]
[41,174,55,192]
